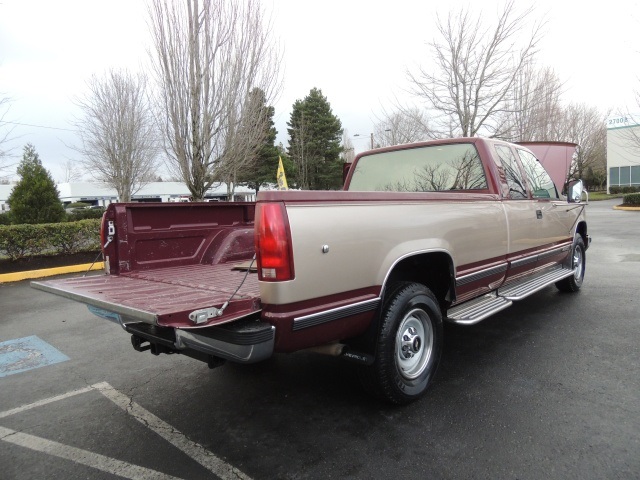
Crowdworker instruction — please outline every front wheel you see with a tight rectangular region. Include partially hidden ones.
[358,282,443,404]
[556,235,586,292]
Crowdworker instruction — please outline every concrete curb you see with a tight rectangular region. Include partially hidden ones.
[0,262,104,284]
[613,205,640,211]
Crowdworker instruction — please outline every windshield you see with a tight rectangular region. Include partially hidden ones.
[347,143,487,192]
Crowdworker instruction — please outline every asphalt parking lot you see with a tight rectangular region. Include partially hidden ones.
[1,198,638,479]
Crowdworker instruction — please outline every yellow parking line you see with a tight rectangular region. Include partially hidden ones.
[0,262,104,283]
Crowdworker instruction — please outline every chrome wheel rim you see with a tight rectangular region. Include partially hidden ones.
[573,245,584,282]
[395,308,433,380]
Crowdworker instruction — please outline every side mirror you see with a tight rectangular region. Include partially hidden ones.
[566,179,584,203]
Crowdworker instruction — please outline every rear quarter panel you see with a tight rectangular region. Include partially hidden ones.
[259,196,509,306]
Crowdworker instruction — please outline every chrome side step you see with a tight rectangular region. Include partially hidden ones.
[498,267,574,300]
[447,267,575,325]
[447,294,512,325]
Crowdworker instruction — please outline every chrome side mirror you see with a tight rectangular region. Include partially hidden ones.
[566,179,584,203]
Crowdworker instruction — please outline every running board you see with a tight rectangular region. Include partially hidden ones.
[499,267,575,300]
[447,294,512,325]
[447,267,575,325]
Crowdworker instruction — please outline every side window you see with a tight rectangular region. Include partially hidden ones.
[517,150,559,200]
[494,145,527,199]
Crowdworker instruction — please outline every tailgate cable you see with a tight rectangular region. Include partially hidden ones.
[188,254,256,324]
[220,254,256,312]
[83,251,104,277]
[83,224,114,277]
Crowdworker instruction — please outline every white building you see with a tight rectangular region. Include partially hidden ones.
[0,182,258,212]
[607,114,640,192]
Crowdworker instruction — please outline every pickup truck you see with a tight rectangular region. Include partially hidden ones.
[33,137,589,404]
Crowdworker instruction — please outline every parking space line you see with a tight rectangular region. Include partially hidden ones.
[0,426,182,480]
[0,382,253,480]
[0,385,94,420]
[93,382,253,480]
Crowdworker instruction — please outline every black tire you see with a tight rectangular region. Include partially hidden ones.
[556,235,586,292]
[358,282,443,404]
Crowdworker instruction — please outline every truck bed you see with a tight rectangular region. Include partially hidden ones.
[32,261,261,329]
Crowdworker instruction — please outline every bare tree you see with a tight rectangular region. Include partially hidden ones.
[407,0,544,138]
[342,130,355,163]
[373,106,434,147]
[0,95,16,178]
[148,0,282,201]
[60,159,84,183]
[72,69,158,202]
[557,103,607,181]
[504,65,564,141]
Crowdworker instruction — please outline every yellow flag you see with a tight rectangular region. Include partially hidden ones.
[277,156,288,190]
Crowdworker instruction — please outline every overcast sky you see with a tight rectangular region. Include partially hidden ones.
[1,0,639,182]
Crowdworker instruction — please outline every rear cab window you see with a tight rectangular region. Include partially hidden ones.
[348,143,488,192]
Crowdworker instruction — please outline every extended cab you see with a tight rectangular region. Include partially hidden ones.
[33,137,589,404]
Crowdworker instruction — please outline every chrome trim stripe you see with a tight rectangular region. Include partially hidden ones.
[293,298,381,331]
[538,245,571,262]
[456,263,508,287]
[511,245,571,268]
[510,255,538,269]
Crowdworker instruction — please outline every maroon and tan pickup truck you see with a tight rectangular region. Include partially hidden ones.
[33,137,590,404]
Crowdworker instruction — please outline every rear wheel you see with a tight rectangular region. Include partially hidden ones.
[556,236,586,292]
[358,282,443,404]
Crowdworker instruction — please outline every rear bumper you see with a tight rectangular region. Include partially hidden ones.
[124,318,275,364]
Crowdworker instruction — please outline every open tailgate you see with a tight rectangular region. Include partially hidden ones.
[31,262,261,329]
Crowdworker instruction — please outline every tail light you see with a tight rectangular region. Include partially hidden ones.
[255,202,294,281]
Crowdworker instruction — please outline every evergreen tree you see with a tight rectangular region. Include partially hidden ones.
[8,144,65,224]
[287,88,343,190]
[236,89,287,191]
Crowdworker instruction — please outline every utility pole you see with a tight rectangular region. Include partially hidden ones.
[354,132,375,150]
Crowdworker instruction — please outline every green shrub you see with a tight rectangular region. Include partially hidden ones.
[0,213,12,226]
[623,193,640,206]
[40,219,101,254]
[65,202,92,209]
[65,207,105,222]
[610,186,640,194]
[0,219,101,260]
[0,224,48,260]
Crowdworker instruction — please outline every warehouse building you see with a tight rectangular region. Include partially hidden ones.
[0,182,258,213]
[607,114,640,192]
